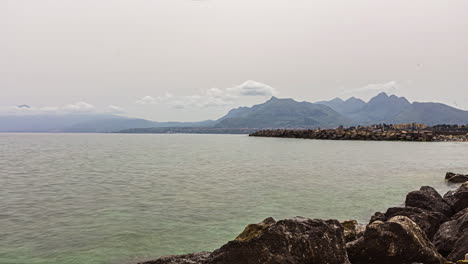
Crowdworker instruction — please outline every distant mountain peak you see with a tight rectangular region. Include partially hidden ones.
[375,92,389,98]
[345,97,365,103]
[329,97,344,103]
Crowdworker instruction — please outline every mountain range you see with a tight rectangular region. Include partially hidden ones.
[1,92,468,133]
[0,114,215,133]
[315,92,468,126]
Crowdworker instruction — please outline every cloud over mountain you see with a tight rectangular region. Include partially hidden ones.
[136,80,277,109]
[342,81,401,101]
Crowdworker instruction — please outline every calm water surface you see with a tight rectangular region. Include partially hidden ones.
[1,133,467,264]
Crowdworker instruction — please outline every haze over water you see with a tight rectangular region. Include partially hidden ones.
[1,133,467,264]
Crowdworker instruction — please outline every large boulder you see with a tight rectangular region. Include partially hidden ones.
[347,216,445,264]
[432,213,468,259]
[405,186,454,217]
[446,172,468,184]
[369,206,449,239]
[207,217,351,264]
[138,252,211,264]
[444,182,468,213]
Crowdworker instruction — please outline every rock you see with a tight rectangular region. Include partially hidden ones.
[448,232,468,262]
[207,217,351,264]
[234,217,276,242]
[446,172,468,184]
[347,216,445,264]
[368,211,386,223]
[138,252,211,264]
[406,186,454,217]
[432,213,468,258]
[452,208,468,220]
[444,182,468,213]
[341,219,365,242]
[369,206,449,239]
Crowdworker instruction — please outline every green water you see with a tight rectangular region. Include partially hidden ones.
[1,133,467,264]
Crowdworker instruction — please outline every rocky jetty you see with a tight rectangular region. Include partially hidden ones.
[249,127,468,142]
[138,180,468,264]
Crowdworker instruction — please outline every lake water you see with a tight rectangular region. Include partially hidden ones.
[1,133,467,264]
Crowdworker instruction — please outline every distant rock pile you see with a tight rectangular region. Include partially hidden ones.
[434,134,468,142]
[249,127,468,142]
[138,178,468,264]
[446,172,468,184]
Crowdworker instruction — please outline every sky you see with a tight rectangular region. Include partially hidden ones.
[2,0,468,121]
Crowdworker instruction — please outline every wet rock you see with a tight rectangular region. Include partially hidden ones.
[446,172,468,184]
[208,217,351,264]
[406,186,454,217]
[341,219,365,242]
[432,213,468,258]
[347,216,445,264]
[444,182,468,213]
[138,252,211,264]
[234,217,276,242]
[369,206,449,239]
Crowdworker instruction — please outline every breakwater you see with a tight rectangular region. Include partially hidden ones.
[250,128,468,142]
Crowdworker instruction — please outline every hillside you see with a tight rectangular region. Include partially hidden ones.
[215,97,351,128]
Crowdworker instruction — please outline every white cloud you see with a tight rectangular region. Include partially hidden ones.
[136,96,156,105]
[136,93,174,105]
[0,102,126,115]
[227,80,277,96]
[136,80,277,109]
[352,81,400,93]
[63,102,95,112]
[106,105,124,113]
[342,81,401,101]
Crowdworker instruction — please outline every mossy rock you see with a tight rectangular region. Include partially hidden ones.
[235,217,276,242]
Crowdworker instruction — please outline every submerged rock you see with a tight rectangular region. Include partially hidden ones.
[444,182,468,213]
[446,172,468,184]
[137,252,211,264]
[347,216,445,264]
[208,217,350,264]
[405,186,454,217]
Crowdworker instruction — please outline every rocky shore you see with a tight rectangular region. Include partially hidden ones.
[138,177,468,264]
[249,128,468,142]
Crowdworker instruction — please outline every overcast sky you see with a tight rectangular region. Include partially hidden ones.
[2,0,468,121]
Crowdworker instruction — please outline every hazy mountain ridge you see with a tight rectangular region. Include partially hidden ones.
[316,92,468,125]
[2,92,468,133]
[0,114,215,133]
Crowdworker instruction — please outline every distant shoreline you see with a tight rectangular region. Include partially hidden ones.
[250,127,468,142]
